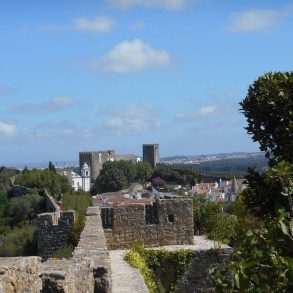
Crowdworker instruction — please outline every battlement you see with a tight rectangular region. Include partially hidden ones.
[37,210,75,259]
[0,206,112,293]
[102,198,194,249]
[79,150,115,155]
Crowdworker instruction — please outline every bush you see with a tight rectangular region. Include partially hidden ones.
[0,225,37,256]
[193,194,236,244]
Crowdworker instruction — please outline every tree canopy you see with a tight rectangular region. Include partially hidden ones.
[240,71,293,163]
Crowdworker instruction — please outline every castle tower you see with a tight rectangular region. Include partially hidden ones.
[79,150,115,182]
[81,163,91,192]
[143,144,159,168]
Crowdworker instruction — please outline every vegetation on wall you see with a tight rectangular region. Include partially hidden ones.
[54,191,92,258]
[125,242,195,293]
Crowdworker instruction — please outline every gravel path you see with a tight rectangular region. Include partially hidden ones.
[109,250,149,293]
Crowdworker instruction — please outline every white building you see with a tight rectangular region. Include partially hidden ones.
[71,163,91,192]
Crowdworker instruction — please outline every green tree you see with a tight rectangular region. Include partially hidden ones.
[212,72,293,292]
[0,192,8,216]
[136,162,153,183]
[48,161,57,174]
[240,71,293,163]
[95,167,128,193]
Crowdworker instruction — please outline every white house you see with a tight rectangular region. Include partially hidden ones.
[71,163,91,192]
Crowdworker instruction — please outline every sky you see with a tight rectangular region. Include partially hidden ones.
[1,0,293,165]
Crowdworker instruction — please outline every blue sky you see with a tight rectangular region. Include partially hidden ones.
[1,0,293,164]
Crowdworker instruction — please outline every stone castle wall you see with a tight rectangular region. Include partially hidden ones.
[0,207,112,293]
[103,198,194,249]
[37,210,75,259]
[79,150,115,182]
[174,248,232,293]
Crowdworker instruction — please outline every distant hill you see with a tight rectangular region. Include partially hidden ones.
[195,156,267,174]
[161,152,267,175]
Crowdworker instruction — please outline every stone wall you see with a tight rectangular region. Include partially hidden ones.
[0,207,112,293]
[0,257,42,293]
[174,248,232,293]
[103,198,194,249]
[37,210,75,259]
[44,191,60,212]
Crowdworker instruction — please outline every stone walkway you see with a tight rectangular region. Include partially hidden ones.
[109,236,231,293]
[151,235,232,252]
[109,250,149,293]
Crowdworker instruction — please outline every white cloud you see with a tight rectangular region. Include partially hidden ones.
[98,104,161,134]
[92,39,170,73]
[40,15,115,33]
[73,16,116,32]
[11,96,77,113]
[108,0,198,11]
[227,7,290,32]
[0,121,18,138]
[199,106,217,115]
[176,106,217,121]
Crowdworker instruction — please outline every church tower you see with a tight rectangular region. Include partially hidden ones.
[81,163,91,192]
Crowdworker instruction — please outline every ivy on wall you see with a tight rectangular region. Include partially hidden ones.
[125,242,195,293]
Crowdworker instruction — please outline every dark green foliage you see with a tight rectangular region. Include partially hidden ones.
[17,168,71,198]
[125,242,195,293]
[193,194,236,244]
[153,165,199,186]
[242,166,289,219]
[0,192,8,216]
[4,193,44,226]
[212,72,293,292]
[0,225,37,256]
[0,166,20,193]
[135,161,153,183]
[95,166,128,193]
[48,161,57,174]
[211,211,293,292]
[240,71,293,163]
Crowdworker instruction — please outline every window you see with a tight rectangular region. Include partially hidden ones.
[86,171,88,176]
[168,214,175,223]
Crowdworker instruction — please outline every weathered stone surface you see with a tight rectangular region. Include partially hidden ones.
[104,198,194,249]
[37,210,75,259]
[0,257,42,293]
[0,207,112,293]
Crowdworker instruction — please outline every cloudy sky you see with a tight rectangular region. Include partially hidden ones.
[1,0,293,165]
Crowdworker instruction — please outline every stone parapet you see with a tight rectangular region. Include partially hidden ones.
[103,198,194,249]
[0,257,42,293]
[37,210,75,259]
[0,206,112,293]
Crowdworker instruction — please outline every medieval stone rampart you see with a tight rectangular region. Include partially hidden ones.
[0,207,112,293]
[102,198,194,249]
[37,210,75,259]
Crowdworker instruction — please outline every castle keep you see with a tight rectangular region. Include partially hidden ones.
[79,150,115,182]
